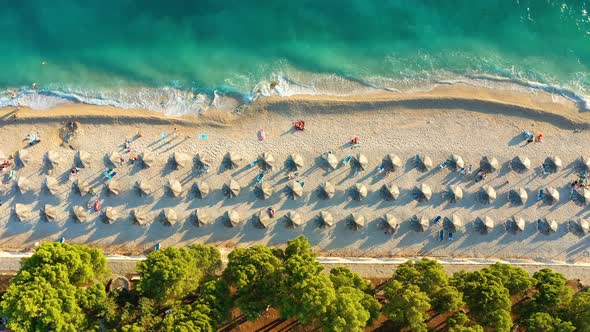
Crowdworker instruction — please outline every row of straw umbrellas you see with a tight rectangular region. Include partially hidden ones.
[13,148,589,174]
[13,174,590,207]
[12,202,590,236]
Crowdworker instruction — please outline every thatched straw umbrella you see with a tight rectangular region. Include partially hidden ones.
[476,216,494,234]
[172,152,190,169]
[286,211,304,227]
[444,214,463,231]
[224,152,242,169]
[194,181,210,198]
[162,208,178,226]
[383,214,399,231]
[479,185,496,204]
[448,185,463,202]
[414,183,432,202]
[106,180,121,196]
[195,208,212,227]
[141,152,155,168]
[415,154,433,171]
[538,218,558,234]
[75,179,90,196]
[109,276,130,292]
[323,153,338,170]
[288,181,303,199]
[17,177,33,194]
[15,204,33,222]
[480,156,499,173]
[226,210,241,227]
[288,154,304,171]
[318,211,334,227]
[46,151,62,169]
[573,187,590,205]
[509,216,526,233]
[351,183,368,201]
[319,181,336,200]
[137,180,153,196]
[256,210,273,228]
[381,183,400,201]
[258,182,273,199]
[353,154,368,171]
[72,206,89,223]
[77,150,91,168]
[225,179,240,198]
[43,204,58,221]
[544,187,560,205]
[450,154,465,171]
[508,188,528,205]
[17,149,30,166]
[581,156,590,172]
[108,151,121,167]
[413,215,429,232]
[132,208,151,225]
[168,179,182,197]
[512,156,531,173]
[570,218,589,234]
[382,154,402,172]
[257,152,275,171]
[349,213,365,230]
[195,153,211,169]
[103,207,120,224]
[44,176,59,196]
[544,156,562,172]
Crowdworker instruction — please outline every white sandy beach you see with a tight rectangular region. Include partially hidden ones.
[0,84,588,267]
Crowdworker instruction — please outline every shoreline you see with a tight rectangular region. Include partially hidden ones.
[2,83,588,128]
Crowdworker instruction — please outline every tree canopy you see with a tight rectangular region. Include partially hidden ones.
[392,258,463,312]
[223,245,282,320]
[383,280,431,332]
[277,236,336,325]
[0,243,111,332]
[0,238,586,332]
[136,244,222,303]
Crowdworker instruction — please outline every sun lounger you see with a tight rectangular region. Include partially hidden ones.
[433,215,442,224]
[342,155,352,165]
[255,173,265,183]
[537,189,544,201]
[8,170,15,180]
[448,231,453,241]
[249,160,259,167]
[438,230,444,241]
[439,161,449,169]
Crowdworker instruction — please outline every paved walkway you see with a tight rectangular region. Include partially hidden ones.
[1,251,589,284]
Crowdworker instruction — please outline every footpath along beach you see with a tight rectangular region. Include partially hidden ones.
[0,84,588,269]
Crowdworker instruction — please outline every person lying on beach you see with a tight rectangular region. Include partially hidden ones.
[268,207,276,218]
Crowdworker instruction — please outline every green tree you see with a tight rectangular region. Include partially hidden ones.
[321,287,371,332]
[383,280,431,332]
[526,312,575,332]
[484,263,534,296]
[392,258,463,312]
[567,290,590,331]
[447,312,484,332]
[223,245,282,320]
[451,270,512,332]
[531,269,572,311]
[137,244,221,303]
[329,266,373,294]
[322,267,381,330]
[278,236,336,325]
[0,243,111,332]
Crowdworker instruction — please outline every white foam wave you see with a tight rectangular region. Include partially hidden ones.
[1,71,588,115]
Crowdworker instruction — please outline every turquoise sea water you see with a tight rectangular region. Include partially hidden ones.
[1,1,589,114]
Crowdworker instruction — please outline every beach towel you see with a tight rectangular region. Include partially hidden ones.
[198,134,208,140]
